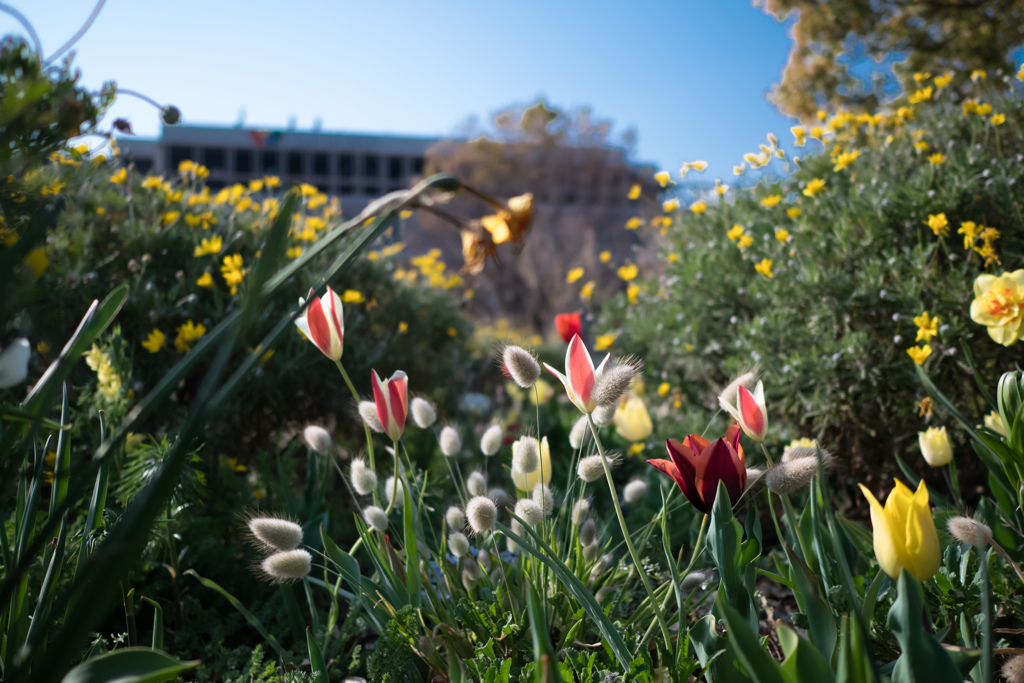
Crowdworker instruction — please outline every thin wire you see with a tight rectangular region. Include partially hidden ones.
[0,3,43,56]
[45,0,107,65]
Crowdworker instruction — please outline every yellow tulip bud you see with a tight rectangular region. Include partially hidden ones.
[917,426,952,466]
[858,479,941,581]
[613,395,653,442]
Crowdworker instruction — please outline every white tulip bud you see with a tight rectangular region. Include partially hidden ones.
[358,401,384,433]
[363,505,389,532]
[623,479,649,504]
[248,517,303,552]
[445,505,466,530]
[515,498,544,526]
[569,416,589,449]
[440,426,462,457]
[919,426,953,467]
[411,397,437,429]
[261,549,312,582]
[448,532,470,557]
[0,338,30,388]
[480,424,503,456]
[303,425,332,454]
[349,458,377,496]
[467,471,487,497]
[512,436,540,474]
[466,496,497,535]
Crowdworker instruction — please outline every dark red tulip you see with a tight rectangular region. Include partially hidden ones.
[554,312,582,343]
[647,424,747,513]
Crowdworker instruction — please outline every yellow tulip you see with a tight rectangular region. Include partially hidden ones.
[512,436,551,491]
[984,410,1006,437]
[918,426,952,466]
[613,395,653,442]
[858,479,941,581]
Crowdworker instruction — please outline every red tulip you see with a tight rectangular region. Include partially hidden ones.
[554,312,582,343]
[371,369,409,441]
[295,286,344,361]
[647,424,747,513]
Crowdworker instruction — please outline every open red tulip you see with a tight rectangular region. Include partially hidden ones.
[554,312,582,343]
[647,424,747,513]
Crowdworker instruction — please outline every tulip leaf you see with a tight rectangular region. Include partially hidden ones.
[60,647,200,683]
[306,629,328,681]
[319,526,388,633]
[887,571,962,683]
[708,481,757,632]
[777,622,836,683]
[718,592,785,683]
[689,614,751,683]
[784,544,837,662]
[402,483,422,610]
[184,570,284,657]
[836,614,874,683]
[526,581,566,683]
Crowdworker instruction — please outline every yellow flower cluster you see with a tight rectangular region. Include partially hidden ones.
[175,320,207,353]
[905,311,938,364]
[220,254,245,295]
[958,221,1000,266]
[84,344,122,400]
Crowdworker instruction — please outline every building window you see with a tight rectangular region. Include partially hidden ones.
[133,158,153,175]
[364,185,379,196]
[287,151,304,176]
[235,149,253,173]
[338,154,354,177]
[313,153,328,176]
[261,151,279,173]
[363,155,379,178]
[338,185,354,195]
[203,147,226,170]
[169,145,191,169]
[207,180,226,191]
[411,156,425,174]
[388,156,403,180]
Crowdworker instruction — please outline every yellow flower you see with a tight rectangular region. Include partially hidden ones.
[1017,64,1024,81]
[599,251,611,263]
[628,183,641,200]
[666,253,677,263]
[754,258,773,278]
[110,168,127,184]
[654,171,671,187]
[775,229,790,243]
[833,150,860,172]
[141,329,165,353]
[913,140,930,152]
[918,426,952,467]
[737,234,754,249]
[714,180,728,196]
[341,289,364,303]
[594,333,616,351]
[625,216,642,230]
[912,72,931,83]
[984,411,1006,437]
[264,176,281,188]
[617,263,638,281]
[859,479,940,581]
[727,224,745,241]
[689,160,709,172]
[580,280,595,301]
[286,246,303,259]
[991,113,1006,126]
[906,345,932,364]
[161,211,180,226]
[971,69,987,82]
[803,178,826,197]
[447,327,457,337]
[970,270,1024,345]
[626,284,640,304]
[761,194,782,208]
[193,236,223,257]
[40,179,65,196]
[924,213,949,236]
[24,247,48,276]
[398,321,408,334]
[511,436,552,490]
[142,176,162,189]
[566,267,584,284]
[248,179,264,192]
[787,207,803,219]
[220,254,245,294]
[663,198,680,212]
[913,311,939,342]
[175,320,206,353]
[657,382,670,397]
[627,443,645,456]
[933,72,952,88]
[689,199,706,214]
[733,164,746,175]
[613,395,653,441]
[908,86,933,104]
[927,153,945,165]
[196,272,214,288]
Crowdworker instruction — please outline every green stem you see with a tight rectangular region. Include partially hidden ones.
[586,414,673,647]
[384,440,401,515]
[980,547,993,683]
[780,493,814,564]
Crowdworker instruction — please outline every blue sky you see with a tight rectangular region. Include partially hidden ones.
[3,1,798,178]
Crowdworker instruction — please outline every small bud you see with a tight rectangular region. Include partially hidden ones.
[592,404,615,427]
[765,459,819,495]
[160,105,182,125]
[303,425,332,454]
[569,416,589,449]
[363,505,389,532]
[440,426,462,457]
[112,118,134,134]
[466,496,497,535]
[947,516,992,547]
[489,487,513,510]
[578,454,614,483]
[476,549,492,571]
[411,397,437,428]
[512,436,540,474]
[515,498,544,526]
[359,401,384,433]
[680,570,708,593]
[480,424,503,456]
[592,363,637,408]
[718,370,759,410]
[503,345,541,388]
[623,479,649,504]
[462,563,480,591]
[467,471,487,497]
[532,483,553,516]
[446,505,466,530]
[261,549,312,582]
[582,541,600,562]
[248,517,303,552]
[349,458,377,496]
[580,518,597,546]
[448,531,470,557]
[384,476,406,507]
[572,498,591,525]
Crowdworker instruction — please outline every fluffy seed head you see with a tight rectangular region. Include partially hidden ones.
[467,471,487,497]
[947,516,992,547]
[489,567,504,583]
[580,518,597,546]
[512,436,540,474]
[592,363,638,408]
[261,549,312,582]
[515,498,544,526]
[439,426,462,457]
[248,517,303,552]
[303,425,332,454]
[572,498,591,525]
[411,397,437,429]
[718,370,759,409]
[582,542,600,562]
[624,479,649,504]
[358,401,384,433]
[765,456,830,495]
[507,519,524,552]
[592,404,615,427]
[476,549,492,571]
[532,483,554,516]
[569,416,589,449]
[446,505,466,530]
[384,476,406,507]
[448,531,470,557]
[349,458,378,496]
[488,488,513,510]
[503,345,541,388]
[466,496,497,534]
[681,571,708,593]
[1003,655,1024,683]
[462,564,480,591]
[578,454,614,483]
[480,424,503,456]
[363,505,389,532]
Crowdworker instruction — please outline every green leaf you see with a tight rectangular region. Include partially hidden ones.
[783,544,837,662]
[862,567,885,626]
[140,597,163,651]
[718,592,785,683]
[306,629,328,681]
[887,571,962,683]
[184,570,284,657]
[402,483,422,609]
[689,614,750,683]
[707,481,757,632]
[526,582,565,683]
[777,622,836,683]
[836,614,873,683]
[319,526,388,632]
[61,647,199,683]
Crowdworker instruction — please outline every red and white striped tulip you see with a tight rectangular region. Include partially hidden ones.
[543,333,610,413]
[371,369,409,441]
[295,286,344,361]
[719,379,768,441]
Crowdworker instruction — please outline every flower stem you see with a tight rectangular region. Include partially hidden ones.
[335,360,379,507]
[586,414,672,647]
[980,547,993,683]
[384,439,401,515]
